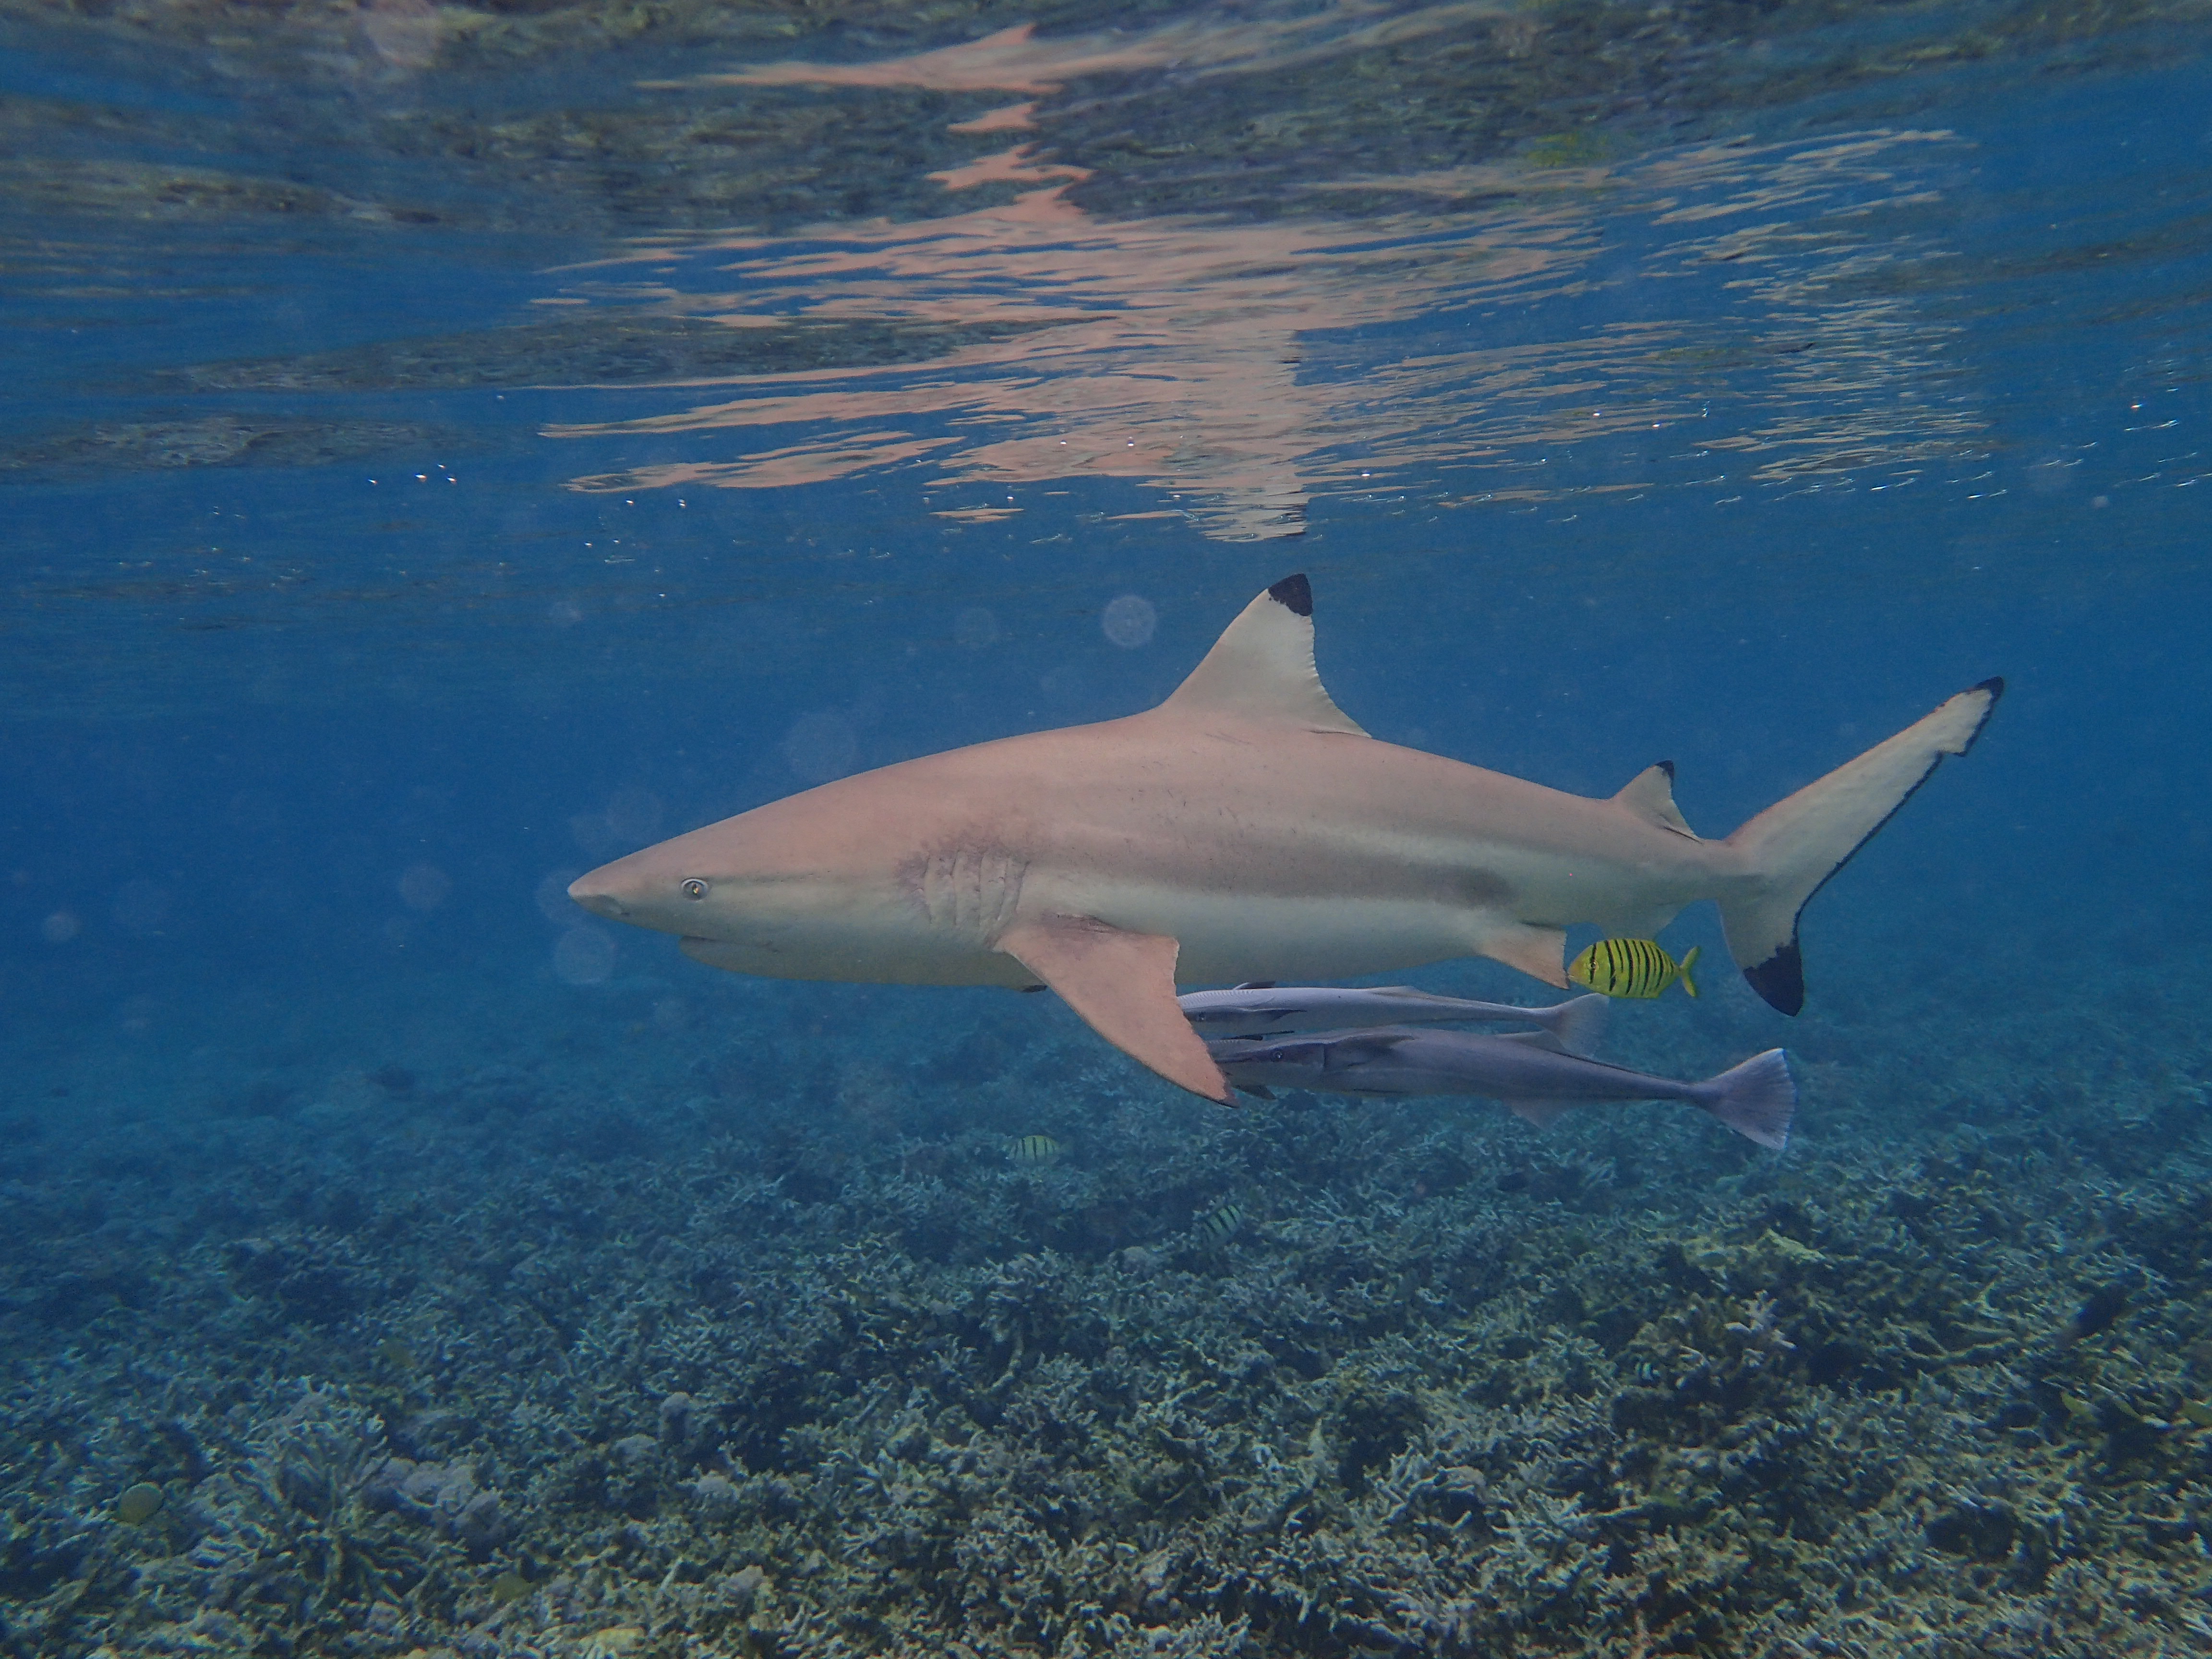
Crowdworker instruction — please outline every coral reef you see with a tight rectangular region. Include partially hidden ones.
[3,951,2210,1656]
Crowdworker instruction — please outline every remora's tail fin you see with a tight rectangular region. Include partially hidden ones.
[1543,993,1610,1058]
[1719,680,2002,1013]
[1697,1049,1796,1150]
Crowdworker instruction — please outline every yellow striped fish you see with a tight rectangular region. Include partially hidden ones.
[1194,1203,1244,1243]
[1567,939,1700,999]
[1008,1133,1062,1165]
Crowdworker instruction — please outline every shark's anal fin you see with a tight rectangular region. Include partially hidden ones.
[998,915,1233,1105]
[1614,761,1698,839]
[1477,922,1571,988]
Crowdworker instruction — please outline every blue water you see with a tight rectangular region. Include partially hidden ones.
[4,5,2211,1654]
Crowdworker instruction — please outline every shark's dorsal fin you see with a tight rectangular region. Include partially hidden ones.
[1613,761,1698,839]
[1158,575,1368,735]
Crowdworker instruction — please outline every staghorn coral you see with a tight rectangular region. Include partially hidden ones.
[125,1387,455,1635]
[4,948,2212,1655]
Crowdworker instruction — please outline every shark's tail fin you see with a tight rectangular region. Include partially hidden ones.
[1544,993,1610,1058]
[1696,1048,1796,1150]
[1718,681,2002,1013]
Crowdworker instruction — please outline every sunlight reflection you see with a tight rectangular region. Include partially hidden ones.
[549,60,1981,541]
[644,6,1518,98]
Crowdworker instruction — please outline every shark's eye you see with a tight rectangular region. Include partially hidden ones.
[681,878,709,900]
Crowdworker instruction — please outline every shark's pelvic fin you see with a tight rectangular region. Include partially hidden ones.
[1158,573,1369,735]
[1476,921,1571,987]
[997,914,1234,1104]
[1720,679,2003,1014]
[1613,761,1698,839]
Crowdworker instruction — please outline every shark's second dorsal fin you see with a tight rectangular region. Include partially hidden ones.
[1614,761,1698,839]
[1158,575,1368,735]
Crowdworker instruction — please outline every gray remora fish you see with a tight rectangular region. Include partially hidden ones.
[1179,984,1609,1055]
[1208,1027,1795,1149]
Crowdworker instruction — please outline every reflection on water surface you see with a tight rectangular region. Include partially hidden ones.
[544,126,1981,539]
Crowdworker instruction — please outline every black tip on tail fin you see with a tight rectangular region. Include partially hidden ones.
[1702,1049,1796,1150]
[1743,939,1805,1016]
[1266,574,1313,617]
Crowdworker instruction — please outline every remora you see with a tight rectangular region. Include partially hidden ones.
[1206,1027,1798,1150]
[1179,985,1610,1056]
[570,575,2000,1104]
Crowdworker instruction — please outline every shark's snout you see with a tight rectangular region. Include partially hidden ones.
[567,874,630,920]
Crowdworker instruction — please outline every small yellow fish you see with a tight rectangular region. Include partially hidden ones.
[1008,1134,1062,1165]
[1568,939,1699,999]
[1194,1203,1244,1243]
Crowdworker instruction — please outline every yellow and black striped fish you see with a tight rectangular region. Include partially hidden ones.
[1193,1203,1244,1243]
[1008,1133,1063,1165]
[1567,938,1700,999]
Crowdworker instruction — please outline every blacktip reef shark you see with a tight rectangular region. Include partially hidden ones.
[570,575,2000,1105]
[1179,984,1610,1056]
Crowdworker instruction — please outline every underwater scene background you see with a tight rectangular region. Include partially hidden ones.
[4,0,2212,1654]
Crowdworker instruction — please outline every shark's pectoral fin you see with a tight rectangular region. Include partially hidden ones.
[1476,923,1570,988]
[998,915,1234,1105]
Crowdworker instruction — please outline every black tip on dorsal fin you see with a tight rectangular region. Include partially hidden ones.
[1657,759,1676,780]
[1266,574,1312,617]
[1959,678,2005,754]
